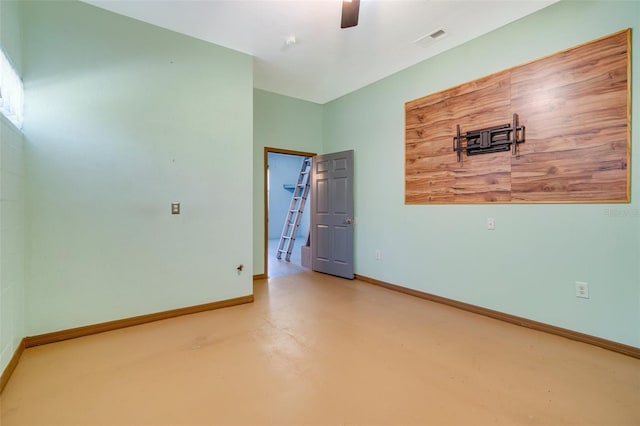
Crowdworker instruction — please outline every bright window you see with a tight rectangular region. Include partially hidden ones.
[0,48,24,129]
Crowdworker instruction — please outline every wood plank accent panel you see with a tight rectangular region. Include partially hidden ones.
[354,274,640,360]
[405,30,630,204]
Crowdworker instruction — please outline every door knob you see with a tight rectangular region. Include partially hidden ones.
[345,217,353,224]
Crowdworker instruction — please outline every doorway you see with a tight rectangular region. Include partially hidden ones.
[264,147,316,278]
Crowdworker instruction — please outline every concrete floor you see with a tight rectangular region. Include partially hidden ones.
[2,272,639,425]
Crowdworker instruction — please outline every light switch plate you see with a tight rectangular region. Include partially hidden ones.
[171,202,180,215]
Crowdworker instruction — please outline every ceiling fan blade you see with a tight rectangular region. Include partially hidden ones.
[341,0,360,29]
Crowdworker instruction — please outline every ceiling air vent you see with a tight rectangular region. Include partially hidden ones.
[414,28,448,48]
[429,29,447,40]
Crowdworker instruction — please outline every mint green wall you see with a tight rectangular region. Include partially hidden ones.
[22,1,253,335]
[323,0,640,347]
[253,89,322,276]
[0,0,26,374]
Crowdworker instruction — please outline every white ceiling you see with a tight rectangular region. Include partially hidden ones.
[83,0,558,104]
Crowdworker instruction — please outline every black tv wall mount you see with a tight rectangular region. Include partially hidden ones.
[453,113,525,164]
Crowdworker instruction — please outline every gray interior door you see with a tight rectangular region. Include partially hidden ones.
[311,150,354,279]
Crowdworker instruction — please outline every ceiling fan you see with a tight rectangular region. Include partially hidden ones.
[341,0,360,29]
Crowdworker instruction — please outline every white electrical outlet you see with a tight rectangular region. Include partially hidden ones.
[487,217,495,230]
[575,282,589,299]
[375,249,382,260]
